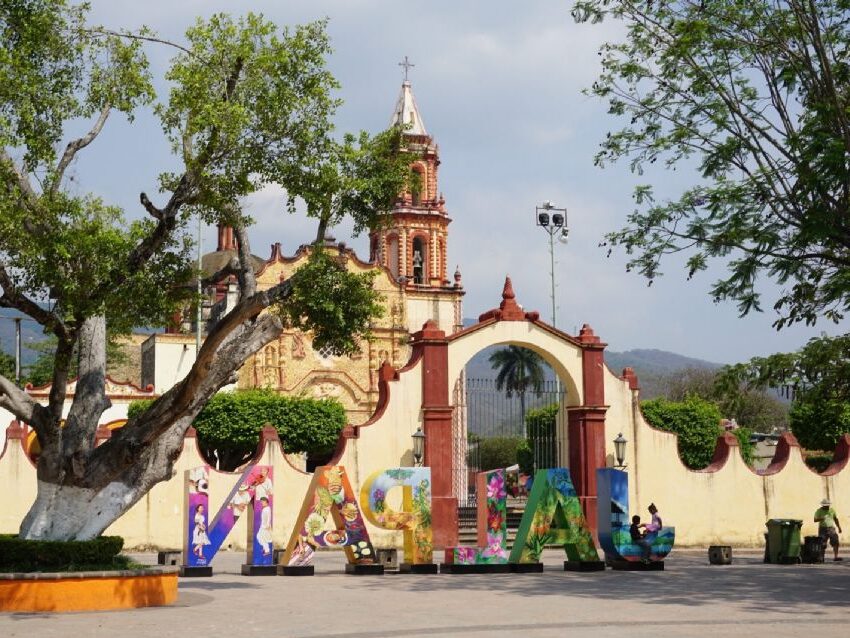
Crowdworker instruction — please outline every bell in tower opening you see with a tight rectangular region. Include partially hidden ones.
[412,237,425,284]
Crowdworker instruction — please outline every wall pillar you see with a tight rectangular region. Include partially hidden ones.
[412,320,458,549]
[569,324,608,534]
[567,406,607,535]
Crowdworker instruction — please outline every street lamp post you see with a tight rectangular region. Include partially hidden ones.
[412,427,426,466]
[535,201,569,328]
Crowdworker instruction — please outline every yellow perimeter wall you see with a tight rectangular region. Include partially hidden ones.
[1,342,848,549]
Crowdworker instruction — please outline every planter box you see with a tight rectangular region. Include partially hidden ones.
[0,567,178,612]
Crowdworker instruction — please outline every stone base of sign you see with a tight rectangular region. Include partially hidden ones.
[179,565,213,577]
[345,563,385,575]
[241,564,277,576]
[399,562,439,574]
[439,562,511,574]
[278,564,314,576]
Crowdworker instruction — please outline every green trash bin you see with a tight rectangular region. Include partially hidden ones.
[765,519,803,564]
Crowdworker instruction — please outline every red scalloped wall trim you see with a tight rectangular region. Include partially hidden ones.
[701,431,741,473]
[761,432,800,475]
[821,434,850,476]
[326,361,401,464]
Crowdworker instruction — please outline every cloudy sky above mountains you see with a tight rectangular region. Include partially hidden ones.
[76,0,846,364]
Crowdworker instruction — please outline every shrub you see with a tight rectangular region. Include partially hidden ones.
[129,390,346,470]
[474,436,525,471]
[0,535,124,572]
[641,395,754,469]
[525,403,559,471]
[804,453,834,473]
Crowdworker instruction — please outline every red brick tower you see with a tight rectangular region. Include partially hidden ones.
[370,77,451,289]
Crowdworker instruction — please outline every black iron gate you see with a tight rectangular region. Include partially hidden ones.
[452,377,566,506]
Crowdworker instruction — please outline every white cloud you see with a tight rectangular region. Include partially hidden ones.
[70,0,848,365]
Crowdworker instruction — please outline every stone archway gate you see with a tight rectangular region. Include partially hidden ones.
[412,278,609,547]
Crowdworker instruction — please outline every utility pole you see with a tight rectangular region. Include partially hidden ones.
[196,213,203,355]
[534,201,569,328]
[14,317,21,385]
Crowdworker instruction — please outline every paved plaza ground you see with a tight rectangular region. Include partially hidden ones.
[1,549,848,637]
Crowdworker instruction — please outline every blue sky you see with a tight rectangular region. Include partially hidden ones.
[71,0,846,364]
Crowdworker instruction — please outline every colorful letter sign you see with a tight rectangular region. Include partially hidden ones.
[444,469,509,565]
[597,468,675,562]
[510,468,599,563]
[184,465,274,568]
[360,467,433,564]
[282,465,376,568]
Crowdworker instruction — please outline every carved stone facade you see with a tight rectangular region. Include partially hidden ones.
[141,79,465,426]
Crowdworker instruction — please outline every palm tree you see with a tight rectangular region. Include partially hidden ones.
[488,346,548,427]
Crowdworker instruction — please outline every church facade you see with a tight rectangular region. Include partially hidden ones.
[140,79,465,426]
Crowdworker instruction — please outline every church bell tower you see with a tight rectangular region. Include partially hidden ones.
[370,61,451,289]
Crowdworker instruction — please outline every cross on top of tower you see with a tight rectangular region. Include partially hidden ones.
[398,56,415,82]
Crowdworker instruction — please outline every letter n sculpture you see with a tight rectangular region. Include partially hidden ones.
[183,465,274,576]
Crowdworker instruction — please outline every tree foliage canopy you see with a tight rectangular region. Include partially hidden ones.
[641,395,754,468]
[716,333,850,450]
[129,390,346,471]
[0,2,412,540]
[574,0,850,328]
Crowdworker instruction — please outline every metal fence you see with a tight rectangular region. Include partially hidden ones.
[452,376,566,506]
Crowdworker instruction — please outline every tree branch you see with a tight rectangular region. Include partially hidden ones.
[0,149,39,206]
[50,106,111,196]
[232,222,257,300]
[0,373,48,428]
[0,261,69,340]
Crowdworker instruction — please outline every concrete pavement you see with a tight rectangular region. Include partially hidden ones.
[1,549,848,637]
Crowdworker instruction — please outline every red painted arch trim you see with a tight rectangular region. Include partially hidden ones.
[819,433,849,477]
[326,361,403,465]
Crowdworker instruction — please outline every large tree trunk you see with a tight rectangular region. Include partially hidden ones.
[18,287,286,540]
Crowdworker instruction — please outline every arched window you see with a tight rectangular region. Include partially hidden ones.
[412,236,427,284]
[411,166,425,205]
[387,234,399,279]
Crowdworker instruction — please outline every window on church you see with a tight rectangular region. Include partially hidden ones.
[411,168,423,205]
[412,236,426,284]
[315,344,335,360]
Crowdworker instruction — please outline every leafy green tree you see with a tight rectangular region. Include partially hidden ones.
[524,403,559,471]
[0,3,411,540]
[130,390,346,471]
[716,333,850,450]
[473,436,526,472]
[0,347,15,381]
[641,396,754,469]
[574,0,850,329]
[656,366,789,433]
[488,346,549,424]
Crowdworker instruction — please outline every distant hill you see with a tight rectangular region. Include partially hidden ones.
[0,311,46,365]
[461,319,723,399]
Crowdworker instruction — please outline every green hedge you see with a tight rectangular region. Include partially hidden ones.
[641,395,755,469]
[0,535,124,572]
[130,389,346,471]
[474,436,526,471]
